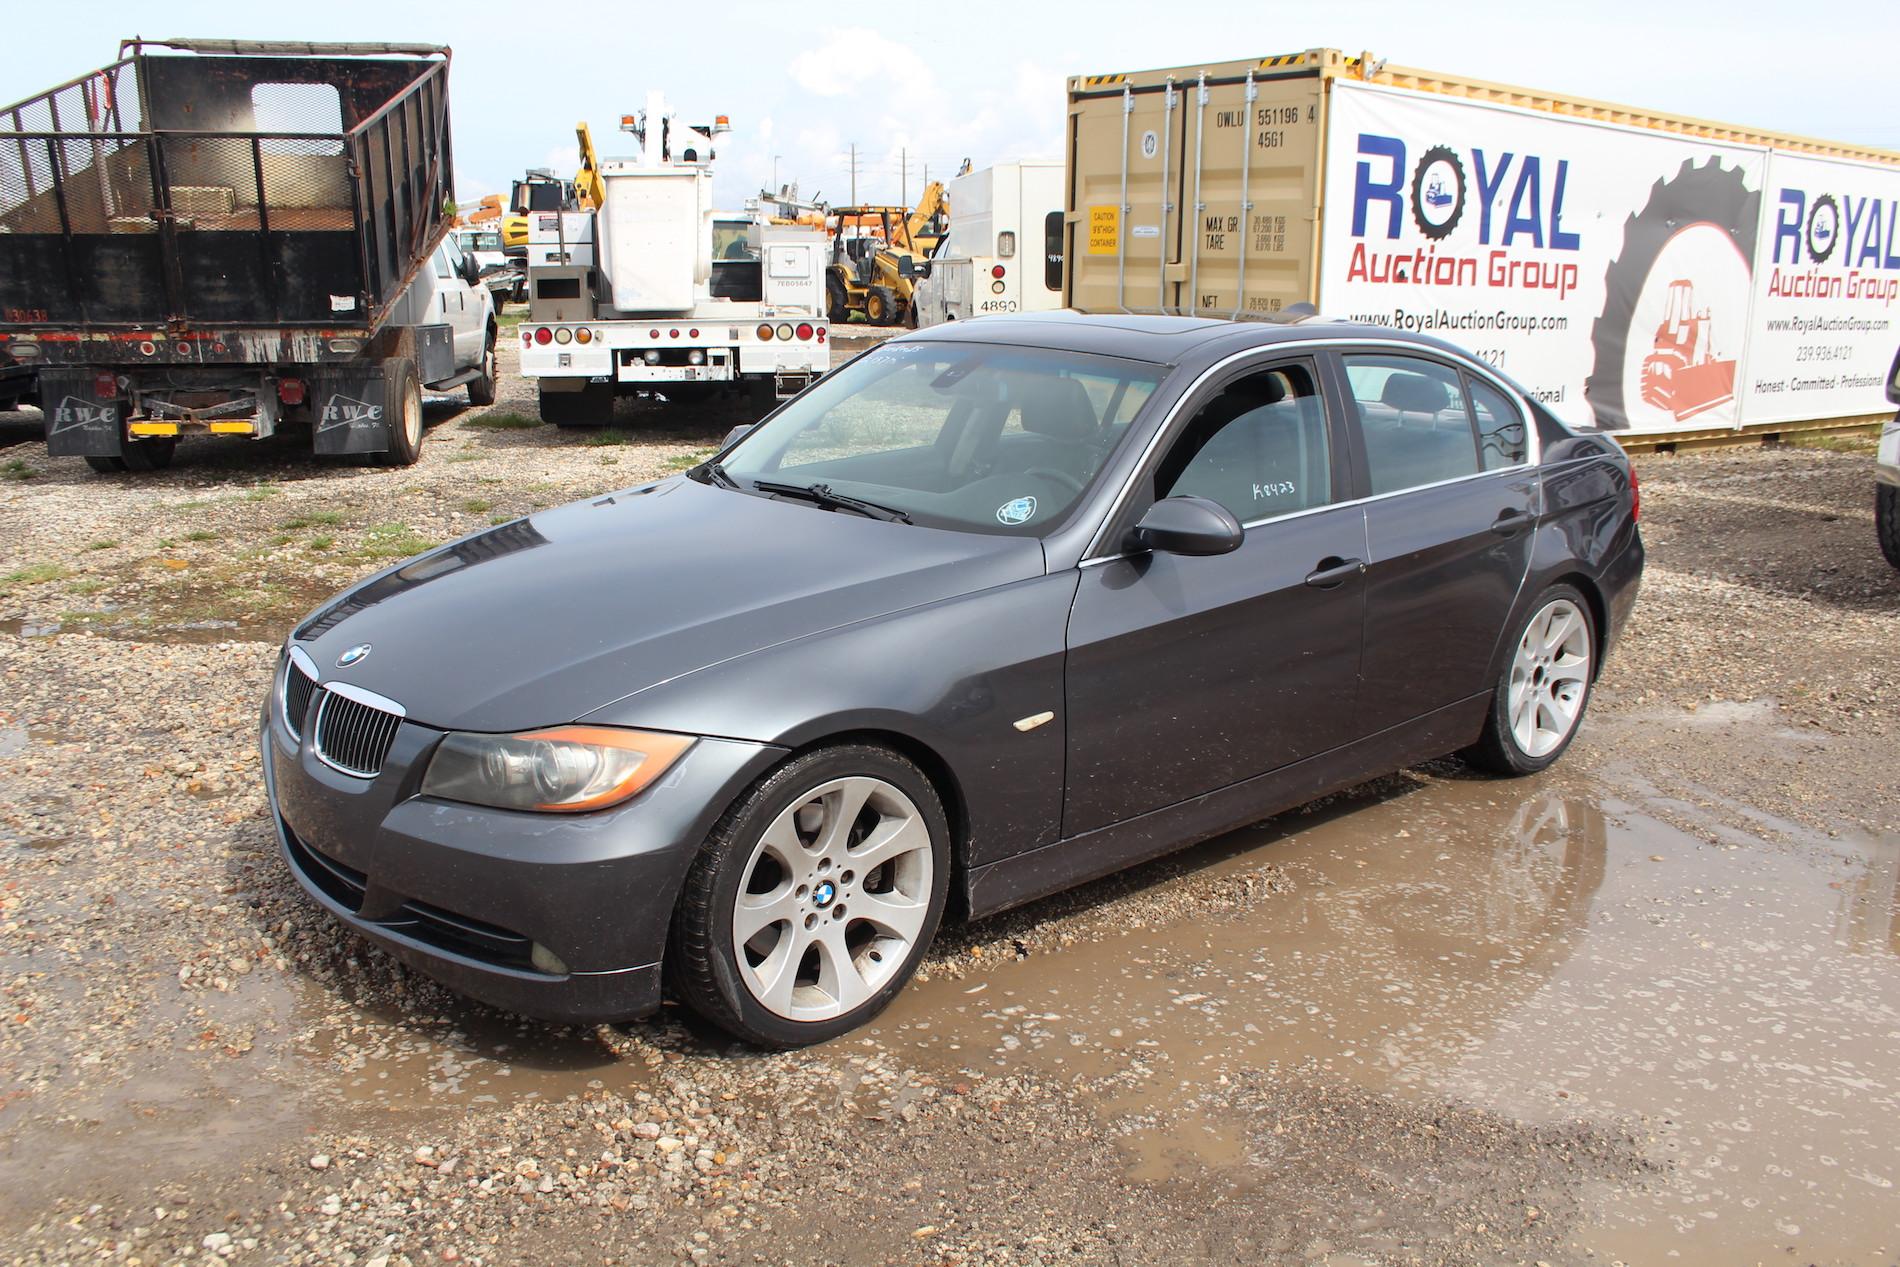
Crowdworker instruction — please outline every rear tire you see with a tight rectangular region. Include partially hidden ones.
[467,331,498,406]
[668,744,950,1048]
[539,379,615,428]
[120,437,176,472]
[1464,584,1596,776]
[826,274,850,325]
[1878,484,1900,570]
[85,455,127,474]
[373,357,423,467]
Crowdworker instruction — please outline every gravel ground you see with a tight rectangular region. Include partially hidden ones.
[2,352,1897,1266]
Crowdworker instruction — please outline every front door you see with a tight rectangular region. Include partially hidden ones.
[1334,351,1539,735]
[1063,357,1368,836]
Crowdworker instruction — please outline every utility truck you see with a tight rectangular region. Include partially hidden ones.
[0,38,495,472]
[913,160,1065,327]
[520,93,828,426]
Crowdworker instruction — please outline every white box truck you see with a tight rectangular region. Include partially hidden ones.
[914,161,1067,328]
[519,92,829,426]
[1065,49,1900,443]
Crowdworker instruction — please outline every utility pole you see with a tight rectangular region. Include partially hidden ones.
[900,146,908,207]
[847,143,859,204]
[771,154,781,194]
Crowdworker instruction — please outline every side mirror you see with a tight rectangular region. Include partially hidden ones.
[898,255,916,278]
[721,423,754,450]
[459,253,482,287]
[1131,496,1243,557]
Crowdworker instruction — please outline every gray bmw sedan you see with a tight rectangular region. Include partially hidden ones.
[264,313,1642,1047]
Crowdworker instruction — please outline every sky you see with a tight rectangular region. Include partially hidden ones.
[5,0,1897,212]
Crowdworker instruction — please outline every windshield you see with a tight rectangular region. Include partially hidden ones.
[718,341,1163,535]
[459,230,502,252]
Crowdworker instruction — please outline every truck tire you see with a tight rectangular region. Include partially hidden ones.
[373,357,424,467]
[539,379,614,428]
[866,286,898,326]
[85,437,175,475]
[467,330,498,407]
[826,274,851,325]
[1878,484,1900,570]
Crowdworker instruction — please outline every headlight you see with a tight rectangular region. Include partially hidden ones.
[422,726,693,813]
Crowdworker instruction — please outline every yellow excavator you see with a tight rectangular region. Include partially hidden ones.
[501,122,605,249]
[826,170,960,327]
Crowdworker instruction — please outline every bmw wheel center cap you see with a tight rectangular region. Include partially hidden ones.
[812,880,837,908]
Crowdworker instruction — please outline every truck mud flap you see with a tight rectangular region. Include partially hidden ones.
[39,370,126,458]
[312,364,396,456]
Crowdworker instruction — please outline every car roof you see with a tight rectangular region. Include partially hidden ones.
[895,310,1467,368]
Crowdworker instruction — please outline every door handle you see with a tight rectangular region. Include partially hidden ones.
[1303,557,1364,588]
[1490,508,1532,535]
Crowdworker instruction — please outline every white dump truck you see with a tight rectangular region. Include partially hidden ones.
[913,161,1066,328]
[518,93,829,426]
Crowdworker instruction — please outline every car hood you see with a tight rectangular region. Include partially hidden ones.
[292,477,1045,733]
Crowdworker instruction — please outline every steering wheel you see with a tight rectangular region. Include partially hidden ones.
[1024,467,1085,495]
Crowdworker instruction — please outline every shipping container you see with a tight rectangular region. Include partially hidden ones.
[1065,49,1900,438]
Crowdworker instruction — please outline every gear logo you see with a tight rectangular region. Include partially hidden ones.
[1409,145,1467,240]
[1805,194,1840,264]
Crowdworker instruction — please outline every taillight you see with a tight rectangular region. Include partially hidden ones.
[534,327,552,345]
[991,265,1006,279]
[95,372,118,398]
[554,327,573,345]
[688,328,700,339]
[795,323,813,341]
[1628,463,1641,523]
[669,328,680,339]
[756,324,774,341]
[651,330,662,340]
[776,323,794,341]
[575,327,592,344]
[817,328,826,343]
[277,377,306,406]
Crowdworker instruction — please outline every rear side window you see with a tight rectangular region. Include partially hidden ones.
[1467,377,1529,469]
[1157,362,1330,521]
[1341,354,1479,495]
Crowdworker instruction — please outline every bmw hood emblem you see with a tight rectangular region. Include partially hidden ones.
[335,643,372,668]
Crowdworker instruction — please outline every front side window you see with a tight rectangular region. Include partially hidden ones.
[1156,362,1331,522]
[1341,354,1480,495]
[719,343,1163,535]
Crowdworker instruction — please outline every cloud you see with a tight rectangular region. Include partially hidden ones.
[790,28,936,100]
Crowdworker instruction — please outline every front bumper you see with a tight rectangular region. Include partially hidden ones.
[261,707,782,1024]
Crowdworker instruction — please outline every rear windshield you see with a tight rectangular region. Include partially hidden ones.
[718,342,1163,535]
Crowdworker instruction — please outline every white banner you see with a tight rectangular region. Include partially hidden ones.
[1740,151,1900,425]
[1318,81,1770,434]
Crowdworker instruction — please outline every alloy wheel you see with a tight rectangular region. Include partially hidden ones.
[1506,597,1592,758]
[730,775,934,1022]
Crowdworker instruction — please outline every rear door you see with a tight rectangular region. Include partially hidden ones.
[1333,350,1538,736]
[1063,354,1368,836]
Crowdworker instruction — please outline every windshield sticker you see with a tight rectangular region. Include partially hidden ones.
[996,496,1037,525]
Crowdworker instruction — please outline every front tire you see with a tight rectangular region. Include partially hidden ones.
[467,330,498,406]
[1878,484,1900,570]
[1465,585,1596,776]
[668,744,950,1048]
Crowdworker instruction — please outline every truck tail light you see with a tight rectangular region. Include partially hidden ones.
[554,327,573,345]
[575,328,592,344]
[534,327,552,345]
[756,324,774,341]
[95,372,118,398]
[670,328,681,339]
[776,323,794,341]
[991,265,1006,279]
[795,323,813,341]
[688,328,700,339]
[277,377,306,406]
[817,328,826,344]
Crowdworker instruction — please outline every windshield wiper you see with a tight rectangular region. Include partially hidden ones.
[750,479,912,524]
[696,459,741,489]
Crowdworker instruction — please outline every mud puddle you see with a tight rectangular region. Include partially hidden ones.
[864,767,1900,1265]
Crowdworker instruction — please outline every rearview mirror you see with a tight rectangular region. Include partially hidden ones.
[721,423,754,450]
[1131,496,1243,557]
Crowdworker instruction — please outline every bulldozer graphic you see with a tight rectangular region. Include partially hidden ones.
[1639,278,1736,422]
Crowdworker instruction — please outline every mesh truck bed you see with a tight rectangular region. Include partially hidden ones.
[0,39,453,333]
